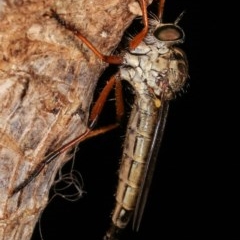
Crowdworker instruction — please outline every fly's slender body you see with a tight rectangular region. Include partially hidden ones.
[11,1,188,239]
[104,17,188,239]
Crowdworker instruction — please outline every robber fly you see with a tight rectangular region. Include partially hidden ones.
[11,0,188,239]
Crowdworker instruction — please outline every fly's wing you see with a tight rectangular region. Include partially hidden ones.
[132,99,169,231]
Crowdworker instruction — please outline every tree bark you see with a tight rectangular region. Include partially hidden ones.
[0,0,140,239]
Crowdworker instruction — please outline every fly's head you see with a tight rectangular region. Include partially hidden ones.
[153,23,185,51]
[149,10,186,50]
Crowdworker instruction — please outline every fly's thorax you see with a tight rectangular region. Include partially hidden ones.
[120,45,188,101]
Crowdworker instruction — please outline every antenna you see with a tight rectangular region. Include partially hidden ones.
[174,11,186,25]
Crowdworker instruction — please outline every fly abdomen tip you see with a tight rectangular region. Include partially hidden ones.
[103,224,122,240]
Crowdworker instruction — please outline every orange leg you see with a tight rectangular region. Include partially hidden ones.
[70,0,167,51]
[74,33,123,65]
[129,0,149,50]
[51,9,123,65]
[10,125,117,195]
[129,0,167,49]
[88,74,124,127]
[158,0,166,21]
[115,78,124,122]
[11,73,124,195]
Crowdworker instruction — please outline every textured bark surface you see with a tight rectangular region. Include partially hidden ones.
[0,0,139,239]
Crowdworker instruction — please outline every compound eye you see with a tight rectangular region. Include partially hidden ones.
[153,25,184,42]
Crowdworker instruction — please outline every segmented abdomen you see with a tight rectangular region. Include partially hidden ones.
[111,95,159,228]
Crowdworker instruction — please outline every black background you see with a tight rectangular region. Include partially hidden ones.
[32,1,235,239]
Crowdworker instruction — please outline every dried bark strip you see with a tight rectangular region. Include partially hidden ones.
[0,0,140,239]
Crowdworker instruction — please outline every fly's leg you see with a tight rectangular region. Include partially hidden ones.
[89,74,124,126]
[11,74,124,196]
[12,8,127,195]
[73,32,123,65]
[51,9,123,65]
[129,0,167,49]
[158,0,166,20]
[72,0,149,51]
[53,4,148,60]
[129,0,149,50]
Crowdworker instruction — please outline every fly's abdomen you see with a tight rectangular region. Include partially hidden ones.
[111,97,158,229]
